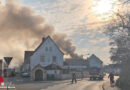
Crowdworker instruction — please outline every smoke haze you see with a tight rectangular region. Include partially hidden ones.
[0,0,83,67]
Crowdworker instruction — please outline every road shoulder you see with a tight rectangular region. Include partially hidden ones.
[102,81,120,90]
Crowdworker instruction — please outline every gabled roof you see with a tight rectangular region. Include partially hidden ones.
[87,54,103,63]
[48,36,64,55]
[32,36,64,55]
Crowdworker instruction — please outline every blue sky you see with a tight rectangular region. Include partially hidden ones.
[21,0,112,64]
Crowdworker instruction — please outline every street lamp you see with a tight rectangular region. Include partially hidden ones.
[4,57,13,90]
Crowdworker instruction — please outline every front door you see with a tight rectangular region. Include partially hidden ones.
[35,69,43,81]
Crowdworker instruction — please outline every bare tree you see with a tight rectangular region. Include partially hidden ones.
[105,2,130,90]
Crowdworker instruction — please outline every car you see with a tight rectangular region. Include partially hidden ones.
[21,72,30,77]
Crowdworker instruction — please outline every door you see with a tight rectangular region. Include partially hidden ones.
[35,69,43,81]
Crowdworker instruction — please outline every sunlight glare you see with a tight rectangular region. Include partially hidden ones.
[93,0,116,14]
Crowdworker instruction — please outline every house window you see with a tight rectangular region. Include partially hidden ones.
[54,70,57,74]
[45,47,48,51]
[40,56,45,62]
[52,56,56,63]
[49,47,52,51]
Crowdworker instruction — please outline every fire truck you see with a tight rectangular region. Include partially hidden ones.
[89,67,104,80]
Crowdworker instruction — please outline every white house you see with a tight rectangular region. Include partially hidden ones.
[87,54,103,68]
[30,36,64,70]
[23,36,64,80]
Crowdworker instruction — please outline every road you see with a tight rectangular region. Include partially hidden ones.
[44,79,106,90]
[2,76,114,90]
[43,75,120,90]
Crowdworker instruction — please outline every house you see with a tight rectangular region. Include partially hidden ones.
[64,59,88,71]
[23,36,64,81]
[30,36,64,70]
[23,51,34,72]
[87,54,103,68]
[44,64,64,80]
[63,59,90,79]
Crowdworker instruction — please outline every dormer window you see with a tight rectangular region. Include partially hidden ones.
[45,47,48,51]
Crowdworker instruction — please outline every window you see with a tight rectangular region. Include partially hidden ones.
[40,56,45,62]
[52,56,56,63]
[45,47,48,51]
[54,70,57,74]
[49,47,52,51]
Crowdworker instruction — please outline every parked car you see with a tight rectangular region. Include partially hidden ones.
[21,72,30,77]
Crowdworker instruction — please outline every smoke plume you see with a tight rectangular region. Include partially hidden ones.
[0,0,82,67]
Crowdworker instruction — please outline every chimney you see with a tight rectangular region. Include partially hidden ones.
[42,37,46,42]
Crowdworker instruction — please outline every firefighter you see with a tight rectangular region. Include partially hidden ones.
[108,72,114,86]
[72,72,77,84]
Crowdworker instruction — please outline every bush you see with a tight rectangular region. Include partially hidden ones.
[116,72,130,90]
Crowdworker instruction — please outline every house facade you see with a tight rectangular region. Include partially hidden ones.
[23,36,64,80]
[87,54,103,68]
[30,36,64,70]
[23,51,34,72]
[64,59,88,71]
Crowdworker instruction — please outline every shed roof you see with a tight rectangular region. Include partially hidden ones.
[64,59,88,66]
[44,64,63,70]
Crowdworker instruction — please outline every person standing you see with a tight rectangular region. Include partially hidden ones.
[108,72,114,86]
[72,72,77,84]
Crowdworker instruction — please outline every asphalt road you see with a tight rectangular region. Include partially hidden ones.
[2,76,114,90]
[44,79,105,90]
[12,78,106,90]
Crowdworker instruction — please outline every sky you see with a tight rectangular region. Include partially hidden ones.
[21,0,112,64]
[0,0,121,67]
